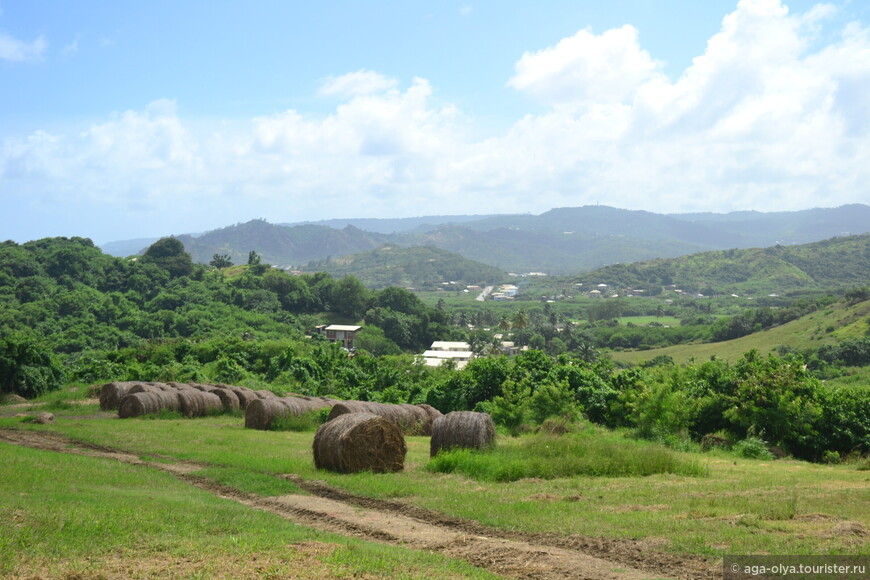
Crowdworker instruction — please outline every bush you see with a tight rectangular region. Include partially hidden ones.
[732,437,774,460]
[0,332,66,398]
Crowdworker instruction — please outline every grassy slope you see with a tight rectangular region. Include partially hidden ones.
[2,412,868,562]
[608,299,870,365]
[0,433,496,579]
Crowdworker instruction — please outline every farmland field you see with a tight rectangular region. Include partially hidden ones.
[2,395,869,579]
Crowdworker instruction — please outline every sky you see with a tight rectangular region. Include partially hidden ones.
[2,0,869,244]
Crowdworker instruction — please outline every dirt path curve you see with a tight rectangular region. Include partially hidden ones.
[0,428,717,579]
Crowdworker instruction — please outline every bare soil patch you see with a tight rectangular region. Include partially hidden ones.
[0,428,718,579]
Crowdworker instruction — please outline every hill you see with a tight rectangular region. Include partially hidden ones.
[608,297,870,365]
[174,219,390,268]
[99,204,870,276]
[303,245,505,290]
[570,234,870,296]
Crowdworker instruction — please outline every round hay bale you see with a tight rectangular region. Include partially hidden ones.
[176,389,223,418]
[127,382,176,395]
[244,396,336,430]
[254,389,279,399]
[245,398,292,430]
[313,412,406,473]
[212,387,241,413]
[228,386,259,410]
[430,411,496,457]
[118,390,182,418]
[327,401,434,435]
[98,382,135,410]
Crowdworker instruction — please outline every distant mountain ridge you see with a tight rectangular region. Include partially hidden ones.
[99,204,870,275]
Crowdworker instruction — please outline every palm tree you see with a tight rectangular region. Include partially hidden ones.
[498,314,513,334]
[512,309,529,331]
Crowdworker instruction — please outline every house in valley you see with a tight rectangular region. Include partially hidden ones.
[313,324,362,350]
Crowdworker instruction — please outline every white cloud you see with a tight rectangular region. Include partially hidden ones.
[507,24,665,106]
[0,32,46,61]
[318,69,399,99]
[3,0,870,241]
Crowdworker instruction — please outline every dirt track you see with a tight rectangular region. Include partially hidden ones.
[0,428,719,579]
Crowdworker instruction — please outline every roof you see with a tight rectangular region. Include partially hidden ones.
[422,350,474,359]
[325,325,362,332]
[430,341,471,351]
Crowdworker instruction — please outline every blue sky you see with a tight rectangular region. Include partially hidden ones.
[2,0,869,244]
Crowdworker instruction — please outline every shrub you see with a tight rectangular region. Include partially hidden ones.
[733,437,774,460]
[0,332,66,398]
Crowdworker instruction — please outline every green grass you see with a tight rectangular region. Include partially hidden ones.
[609,299,870,365]
[427,430,708,482]
[3,404,869,563]
[0,441,497,579]
[616,315,683,327]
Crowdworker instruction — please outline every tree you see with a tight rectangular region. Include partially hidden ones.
[512,309,530,331]
[141,238,193,278]
[210,254,233,269]
[0,332,65,398]
[247,251,261,265]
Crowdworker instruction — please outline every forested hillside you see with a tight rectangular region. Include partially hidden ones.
[304,245,505,289]
[175,219,390,267]
[571,234,870,295]
[101,205,870,276]
[0,236,454,394]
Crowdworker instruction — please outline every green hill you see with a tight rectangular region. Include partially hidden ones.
[100,205,870,276]
[608,297,870,365]
[175,220,390,267]
[304,245,505,290]
[571,234,870,296]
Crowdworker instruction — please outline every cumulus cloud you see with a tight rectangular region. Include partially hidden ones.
[3,0,870,241]
[507,25,665,106]
[497,0,870,212]
[0,32,46,61]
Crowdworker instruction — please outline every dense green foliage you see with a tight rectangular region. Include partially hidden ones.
[110,205,870,276]
[2,236,867,463]
[570,234,870,296]
[0,237,450,395]
[305,245,505,290]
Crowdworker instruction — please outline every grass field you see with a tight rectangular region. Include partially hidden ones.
[608,298,870,365]
[2,395,868,579]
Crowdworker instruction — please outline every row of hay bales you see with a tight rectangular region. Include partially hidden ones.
[244,396,340,430]
[99,381,290,418]
[243,397,444,435]
[98,380,495,475]
[313,409,496,474]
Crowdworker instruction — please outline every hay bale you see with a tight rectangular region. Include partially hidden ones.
[118,390,182,418]
[327,401,436,435]
[313,412,406,473]
[414,404,443,435]
[33,412,55,424]
[176,389,223,418]
[128,382,175,395]
[244,396,336,430]
[228,386,259,410]
[254,389,279,399]
[98,381,137,410]
[2,393,28,405]
[211,387,241,413]
[430,411,496,457]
